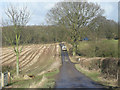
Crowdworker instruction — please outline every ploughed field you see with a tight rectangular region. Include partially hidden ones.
[1,43,61,75]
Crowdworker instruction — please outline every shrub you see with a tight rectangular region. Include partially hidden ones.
[101,58,118,79]
[79,58,118,79]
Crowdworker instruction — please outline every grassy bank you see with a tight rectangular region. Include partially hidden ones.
[75,64,100,82]
[8,69,59,88]
[75,64,117,87]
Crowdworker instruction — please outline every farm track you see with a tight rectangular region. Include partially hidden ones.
[55,44,106,88]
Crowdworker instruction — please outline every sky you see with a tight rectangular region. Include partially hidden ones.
[0,0,119,25]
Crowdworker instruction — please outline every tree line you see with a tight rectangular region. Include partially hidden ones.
[2,25,71,46]
[2,17,118,47]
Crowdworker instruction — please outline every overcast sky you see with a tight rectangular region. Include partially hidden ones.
[0,0,119,25]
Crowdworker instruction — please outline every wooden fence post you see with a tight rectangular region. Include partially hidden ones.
[0,72,2,88]
[8,72,10,84]
[1,72,4,87]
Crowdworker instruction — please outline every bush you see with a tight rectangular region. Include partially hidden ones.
[101,58,118,79]
[79,58,118,79]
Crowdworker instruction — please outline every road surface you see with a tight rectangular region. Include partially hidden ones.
[55,44,107,89]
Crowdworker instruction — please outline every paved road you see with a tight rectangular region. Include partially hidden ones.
[55,44,107,89]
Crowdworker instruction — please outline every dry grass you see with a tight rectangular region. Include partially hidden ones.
[29,75,47,88]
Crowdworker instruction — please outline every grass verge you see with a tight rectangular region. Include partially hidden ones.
[43,69,59,88]
[75,64,100,81]
[8,69,59,88]
[75,64,117,87]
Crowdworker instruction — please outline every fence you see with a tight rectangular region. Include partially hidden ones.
[0,71,10,88]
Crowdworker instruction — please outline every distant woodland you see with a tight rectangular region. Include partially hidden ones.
[2,16,118,46]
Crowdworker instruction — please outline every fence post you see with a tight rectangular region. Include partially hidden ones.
[8,72,10,84]
[1,72,4,87]
[0,72,2,89]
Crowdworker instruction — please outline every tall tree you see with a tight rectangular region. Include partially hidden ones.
[4,5,31,76]
[46,1,104,55]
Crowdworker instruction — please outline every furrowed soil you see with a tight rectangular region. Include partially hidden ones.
[1,43,61,88]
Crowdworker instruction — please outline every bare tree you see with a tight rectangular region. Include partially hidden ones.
[46,1,104,56]
[4,5,31,76]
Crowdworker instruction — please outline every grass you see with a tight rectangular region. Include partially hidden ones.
[75,64,117,87]
[78,39,118,49]
[10,75,43,88]
[9,69,59,88]
[77,39,118,57]
[75,64,100,82]
[43,69,59,88]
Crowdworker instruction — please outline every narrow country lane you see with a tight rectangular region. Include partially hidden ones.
[55,44,107,89]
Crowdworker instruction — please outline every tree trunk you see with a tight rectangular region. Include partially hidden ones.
[16,35,19,76]
[73,43,77,56]
[16,51,19,76]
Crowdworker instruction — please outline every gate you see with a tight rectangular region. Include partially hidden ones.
[0,71,10,88]
[4,71,8,86]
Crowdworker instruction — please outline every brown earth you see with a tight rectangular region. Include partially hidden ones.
[2,43,61,76]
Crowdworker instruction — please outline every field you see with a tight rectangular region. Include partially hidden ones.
[1,43,61,88]
[77,39,118,57]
